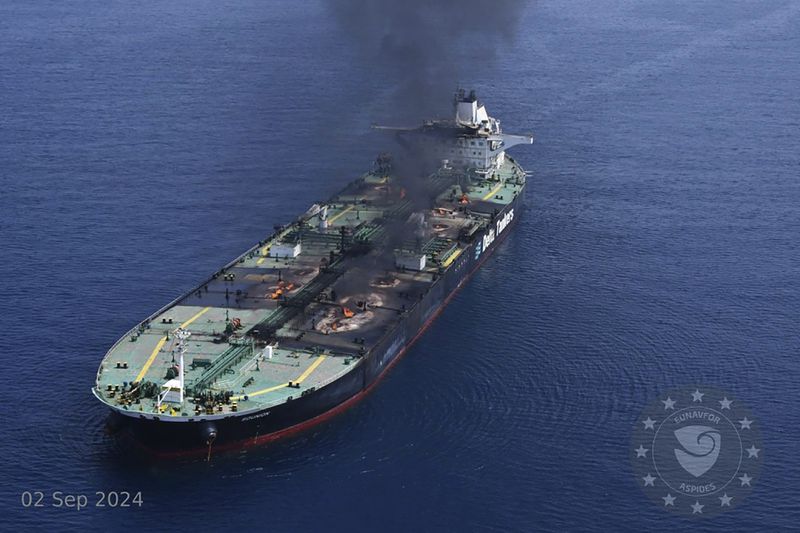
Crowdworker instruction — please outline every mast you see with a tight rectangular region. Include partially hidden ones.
[176,328,191,403]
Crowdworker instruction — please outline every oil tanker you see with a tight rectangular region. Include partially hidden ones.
[93,91,533,457]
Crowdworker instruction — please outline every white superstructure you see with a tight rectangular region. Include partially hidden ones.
[443,89,534,174]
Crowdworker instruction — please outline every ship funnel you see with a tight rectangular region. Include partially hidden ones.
[456,99,478,127]
[454,89,491,129]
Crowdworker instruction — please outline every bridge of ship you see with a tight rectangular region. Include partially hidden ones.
[96,159,525,417]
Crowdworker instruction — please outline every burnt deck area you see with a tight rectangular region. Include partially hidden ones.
[95,157,525,419]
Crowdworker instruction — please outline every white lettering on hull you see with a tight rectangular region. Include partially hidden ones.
[478,208,514,258]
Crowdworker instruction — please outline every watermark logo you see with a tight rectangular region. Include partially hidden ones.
[673,425,720,478]
[631,386,762,518]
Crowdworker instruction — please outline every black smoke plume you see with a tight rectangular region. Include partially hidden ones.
[328,0,528,122]
[324,0,529,299]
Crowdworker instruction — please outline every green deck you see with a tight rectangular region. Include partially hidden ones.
[94,150,527,421]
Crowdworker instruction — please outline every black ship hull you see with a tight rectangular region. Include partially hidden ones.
[109,191,524,458]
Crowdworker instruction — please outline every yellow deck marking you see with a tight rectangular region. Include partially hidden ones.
[232,383,286,400]
[256,246,270,265]
[295,355,327,383]
[181,306,211,328]
[233,355,327,400]
[134,336,168,383]
[327,205,354,224]
[482,182,504,201]
[441,249,463,268]
[133,307,210,383]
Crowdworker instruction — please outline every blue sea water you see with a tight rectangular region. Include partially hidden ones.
[1,0,799,531]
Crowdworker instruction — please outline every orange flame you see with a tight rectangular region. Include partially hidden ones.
[269,288,283,299]
[459,193,469,204]
[342,306,355,318]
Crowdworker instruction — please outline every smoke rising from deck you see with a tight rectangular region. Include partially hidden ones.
[325,1,528,299]
[328,0,528,122]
